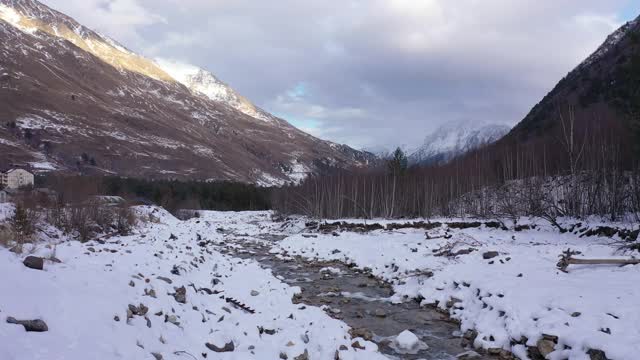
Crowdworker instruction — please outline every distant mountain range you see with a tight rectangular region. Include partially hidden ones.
[367,121,510,165]
[408,120,510,165]
[0,0,374,185]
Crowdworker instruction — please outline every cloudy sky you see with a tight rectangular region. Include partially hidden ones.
[43,0,639,150]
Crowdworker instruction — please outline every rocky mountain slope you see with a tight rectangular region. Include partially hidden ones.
[508,14,640,147]
[409,120,510,165]
[0,0,373,184]
[155,59,276,124]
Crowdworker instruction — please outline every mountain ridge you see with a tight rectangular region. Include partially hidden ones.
[0,0,374,184]
[507,13,640,144]
[408,120,510,165]
[155,59,276,123]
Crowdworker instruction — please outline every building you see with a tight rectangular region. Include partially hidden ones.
[1,169,35,189]
[0,190,8,203]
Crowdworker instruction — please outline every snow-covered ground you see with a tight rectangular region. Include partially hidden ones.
[0,207,385,360]
[275,219,640,359]
[2,204,638,359]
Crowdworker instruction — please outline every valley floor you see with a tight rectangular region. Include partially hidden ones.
[0,207,638,359]
[275,217,640,360]
[0,207,385,360]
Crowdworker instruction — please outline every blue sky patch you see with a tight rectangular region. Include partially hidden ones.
[621,0,639,21]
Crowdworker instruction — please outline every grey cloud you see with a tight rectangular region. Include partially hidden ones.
[42,0,631,149]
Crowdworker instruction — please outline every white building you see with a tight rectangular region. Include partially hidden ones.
[1,169,35,189]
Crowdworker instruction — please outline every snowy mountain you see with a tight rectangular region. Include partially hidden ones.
[0,0,372,184]
[409,120,510,165]
[155,59,274,123]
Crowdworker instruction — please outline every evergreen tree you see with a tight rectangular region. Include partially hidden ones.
[387,147,408,176]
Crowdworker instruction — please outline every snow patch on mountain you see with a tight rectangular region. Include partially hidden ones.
[155,58,273,123]
[255,159,310,187]
[409,120,510,164]
[0,3,36,34]
[29,160,57,170]
[256,171,286,187]
[579,15,640,69]
[286,159,310,184]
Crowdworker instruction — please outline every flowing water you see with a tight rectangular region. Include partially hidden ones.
[220,233,489,360]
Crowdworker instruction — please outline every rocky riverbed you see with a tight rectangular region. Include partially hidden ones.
[2,208,634,359]
[220,233,492,360]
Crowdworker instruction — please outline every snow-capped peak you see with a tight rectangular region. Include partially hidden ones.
[155,58,274,123]
[409,120,510,164]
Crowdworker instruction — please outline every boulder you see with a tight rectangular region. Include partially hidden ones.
[349,327,373,341]
[587,349,609,360]
[23,256,44,270]
[294,350,309,360]
[396,330,422,349]
[536,339,555,357]
[6,317,48,332]
[205,341,235,352]
[174,286,187,304]
[463,329,478,341]
[392,330,429,354]
[127,303,149,316]
[482,251,499,260]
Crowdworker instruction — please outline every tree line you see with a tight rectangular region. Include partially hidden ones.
[271,106,640,223]
[37,175,271,213]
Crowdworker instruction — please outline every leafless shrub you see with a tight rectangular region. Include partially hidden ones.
[9,202,38,245]
[57,203,137,242]
[114,205,136,235]
[67,205,93,242]
[146,212,161,224]
[45,195,65,228]
[0,223,16,249]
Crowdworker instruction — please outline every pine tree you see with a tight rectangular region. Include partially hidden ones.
[387,147,408,176]
[386,147,408,217]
